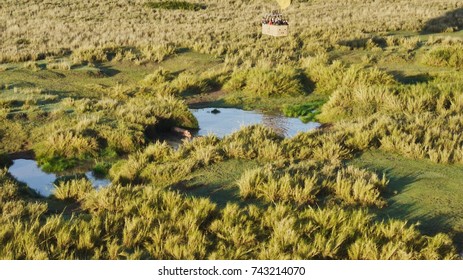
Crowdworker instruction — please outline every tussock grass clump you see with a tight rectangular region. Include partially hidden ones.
[0,157,457,259]
[302,56,396,95]
[46,60,72,71]
[170,72,218,96]
[0,120,29,153]
[110,152,149,184]
[208,204,261,259]
[422,44,463,69]
[142,69,219,96]
[237,166,321,206]
[99,123,145,154]
[71,48,109,64]
[117,95,198,128]
[225,66,306,97]
[141,68,175,87]
[137,44,177,63]
[236,162,386,207]
[222,125,283,161]
[316,79,463,164]
[318,85,399,122]
[332,166,387,207]
[23,61,41,71]
[35,131,99,160]
[53,178,94,200]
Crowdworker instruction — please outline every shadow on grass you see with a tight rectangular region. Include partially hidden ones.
[389,70,433,85]
[371,169,462,252]
[421,8,463,34]
[96,64,120,77]
[169,160,263,208]
[374,199,462,252]
[172,180,265,209]
[338,36,387,50]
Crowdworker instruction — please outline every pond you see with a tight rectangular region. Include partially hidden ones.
[8,108,318,196]
[8,159,110,197]
[191,108,320,138]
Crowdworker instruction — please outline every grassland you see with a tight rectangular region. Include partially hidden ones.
[351,150,463,250]
[1,0,463,259]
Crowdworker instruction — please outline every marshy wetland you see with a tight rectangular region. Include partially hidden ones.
[1,0,463,259]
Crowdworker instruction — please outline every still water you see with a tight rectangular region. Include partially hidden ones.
[191,108,320,138]
[8,159,110,197]
[8,108,318,196]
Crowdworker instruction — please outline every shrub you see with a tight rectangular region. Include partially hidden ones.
[139,44,177,62]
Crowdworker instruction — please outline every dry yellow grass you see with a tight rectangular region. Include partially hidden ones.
[1,0,462,63]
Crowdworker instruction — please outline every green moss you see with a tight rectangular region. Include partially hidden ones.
[92,162,112,177]
[282,100,325,122]
[38,157,77,172]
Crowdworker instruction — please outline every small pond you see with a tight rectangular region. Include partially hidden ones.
[8,159,110,197]
[8,108,318,196]
[191,108,320,138]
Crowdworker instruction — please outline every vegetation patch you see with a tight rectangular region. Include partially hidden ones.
[351,150,463,248]
[2,0,463,260]
[422,43,463,69]
[282,100,325,122]
[38,157,78,173]
[53,178,94,201]
[224,66,306,98]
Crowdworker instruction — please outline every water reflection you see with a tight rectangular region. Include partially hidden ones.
[191,108,319,138]
[261,113,289,136]
[8,159,110,197]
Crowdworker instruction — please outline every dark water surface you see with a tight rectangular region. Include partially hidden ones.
[191,108,320,138]
[8,159,110,197]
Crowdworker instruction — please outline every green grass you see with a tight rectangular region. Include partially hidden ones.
[2,0,463,260]
[0,60,155,100]
[145,1,206,11]
[282,100,326,122]
[157,50,223,74]
[173,159,260,206]
[39,157,78,173]
[0,51,221,103]
[350,150,463,249]
[333,31,462,85]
